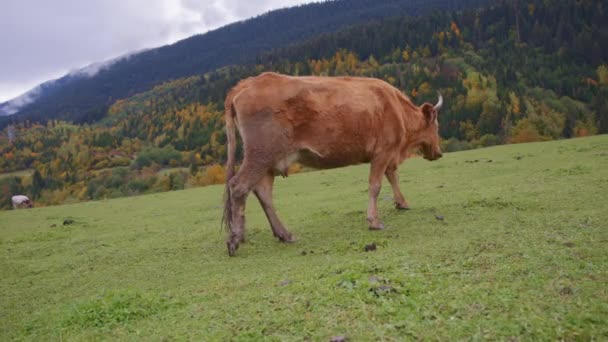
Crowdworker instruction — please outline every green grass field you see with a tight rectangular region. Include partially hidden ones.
[2,136,607,341]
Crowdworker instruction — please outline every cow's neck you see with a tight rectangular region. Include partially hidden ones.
[400,111,427,160]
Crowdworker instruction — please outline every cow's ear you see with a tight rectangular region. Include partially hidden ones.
[421,103,436,124]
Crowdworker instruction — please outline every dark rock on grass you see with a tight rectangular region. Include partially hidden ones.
[560,286,574,296]
[563,242,575,248]
[63,219,74,225]
[330,336,347,342]
[364,243,377,252]
[435,215,445,221]
[301,250,308,256]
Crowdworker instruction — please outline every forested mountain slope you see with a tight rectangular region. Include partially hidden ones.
[0,0,488,126]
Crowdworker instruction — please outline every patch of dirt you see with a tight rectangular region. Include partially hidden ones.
[369,285,398,297]
[463,197,515,209]
[555,165,590,176]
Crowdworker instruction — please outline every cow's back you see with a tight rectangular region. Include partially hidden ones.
[230,73,408,168]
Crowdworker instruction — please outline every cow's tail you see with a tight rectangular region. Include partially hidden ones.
[222,95,238,232]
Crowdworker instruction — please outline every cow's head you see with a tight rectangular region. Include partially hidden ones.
[24,199,32,208]
[418,94,443,161]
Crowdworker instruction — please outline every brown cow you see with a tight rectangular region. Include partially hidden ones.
[223,72,443,256]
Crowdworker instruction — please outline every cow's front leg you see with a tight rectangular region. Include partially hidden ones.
[385,167,409,210]
[367,158,390,230]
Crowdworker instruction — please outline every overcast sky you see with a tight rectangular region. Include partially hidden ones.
[0,0,315,102]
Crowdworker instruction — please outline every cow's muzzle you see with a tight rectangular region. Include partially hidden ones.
[425,152,442,161]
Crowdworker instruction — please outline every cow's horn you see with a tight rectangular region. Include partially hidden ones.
[434,93,443,111]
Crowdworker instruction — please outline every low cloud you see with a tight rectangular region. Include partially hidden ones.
[0,85,42,116]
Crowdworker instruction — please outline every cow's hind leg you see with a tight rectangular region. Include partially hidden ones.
[227,160,268,256]
[367,157,391,230]
[253,172,295,242]
[385,167,409,210]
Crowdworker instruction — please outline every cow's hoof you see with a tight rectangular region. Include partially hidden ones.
[368,221,385,230]
[367,217,384,230]
[395,203,410,210]
[279,234,297,243]
[227,241,239,257]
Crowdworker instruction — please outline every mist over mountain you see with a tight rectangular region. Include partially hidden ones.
[0,50,145,117]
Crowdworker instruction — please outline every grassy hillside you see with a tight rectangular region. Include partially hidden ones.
[1,136,607,340]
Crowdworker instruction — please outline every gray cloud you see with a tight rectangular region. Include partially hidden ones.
[0,0,313,102]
